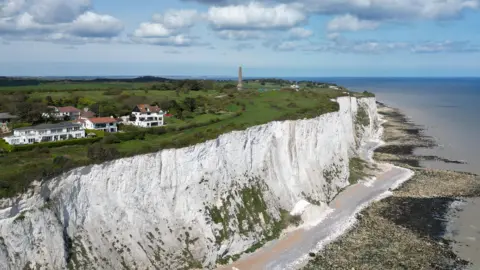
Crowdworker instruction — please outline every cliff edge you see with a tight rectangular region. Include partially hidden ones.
[0,96,379,270]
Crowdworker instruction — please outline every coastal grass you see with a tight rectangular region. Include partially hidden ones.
[0,88,369,199]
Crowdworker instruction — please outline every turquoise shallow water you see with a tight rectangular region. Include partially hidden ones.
[304,77,480,175]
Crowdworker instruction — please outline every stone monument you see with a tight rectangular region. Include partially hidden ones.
[237,66,243,91]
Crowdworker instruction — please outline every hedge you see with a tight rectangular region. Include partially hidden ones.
[11,137,102,152]
[0,139,13,152]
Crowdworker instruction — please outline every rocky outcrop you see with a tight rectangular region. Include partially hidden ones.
[0,97,379,270]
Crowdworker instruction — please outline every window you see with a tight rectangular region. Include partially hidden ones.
[28,138,35,143]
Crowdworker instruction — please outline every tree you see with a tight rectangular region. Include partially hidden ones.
[157,99,173,111]
[90,103,100,116]
[15,102,47,124]
[202,80,215,91]
[45,96,55,106]
[183,97,197,112]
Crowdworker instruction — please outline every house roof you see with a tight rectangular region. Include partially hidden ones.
[57,106,81,113]
[0,112,18,120]
[80,110,96,118]
[15,122,82,131]
[87,117,118,124]
[73,118,87,124]
[135,104,161,113]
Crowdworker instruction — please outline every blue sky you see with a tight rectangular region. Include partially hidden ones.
[0,0,479,77]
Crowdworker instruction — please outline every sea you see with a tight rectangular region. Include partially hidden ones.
[300,77,480,175]
[306,77,480,268]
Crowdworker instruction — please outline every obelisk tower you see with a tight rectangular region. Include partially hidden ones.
[237,66,243,91]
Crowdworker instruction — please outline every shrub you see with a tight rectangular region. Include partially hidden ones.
[12,137,102,152]
[87,144,120,162]
[102,134,121,144]
[53,155,70,166]
[33,146,50,154]
[362,91,375,97]
[0,139,13,153]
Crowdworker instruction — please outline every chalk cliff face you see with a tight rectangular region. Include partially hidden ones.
[0,97,379,270]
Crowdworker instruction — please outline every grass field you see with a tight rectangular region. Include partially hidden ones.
[0,78,372,199]
[0,82,152,92]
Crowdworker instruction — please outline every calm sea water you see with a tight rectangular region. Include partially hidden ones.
[300,77,480,268]
[295,77,480,175]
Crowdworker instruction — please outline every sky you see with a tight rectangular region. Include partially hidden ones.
[0,0,479,77]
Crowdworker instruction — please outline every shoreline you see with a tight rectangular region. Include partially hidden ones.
[304,102,480,270]
[218,104,415,269]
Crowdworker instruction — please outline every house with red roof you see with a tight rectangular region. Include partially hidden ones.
[80,107,96,119]
[75,117,118,133]
[45,106,82,120]
[126,104,165,128]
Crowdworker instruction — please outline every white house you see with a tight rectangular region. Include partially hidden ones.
[44,106,82,120]
[124,104,164,128]
[290,83,300,91]
[75,117,118,133]
[4,122,85,145]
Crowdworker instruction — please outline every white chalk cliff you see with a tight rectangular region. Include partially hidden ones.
[0,97,379,270]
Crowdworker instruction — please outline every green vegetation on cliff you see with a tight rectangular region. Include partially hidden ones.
[0,78,374,199]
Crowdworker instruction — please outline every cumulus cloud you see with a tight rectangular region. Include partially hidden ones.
[68,12,123,38]
[0,0,123,42]
[152,9,199,29]
[132,9,205,46]
[207,2,306,30]
[1,0,91,24]
[327,14,379,32]
[133,23,172,38]
[186,0,479,21]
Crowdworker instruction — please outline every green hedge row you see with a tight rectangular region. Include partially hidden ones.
[11,137,102,152]
[0,139,13,152]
